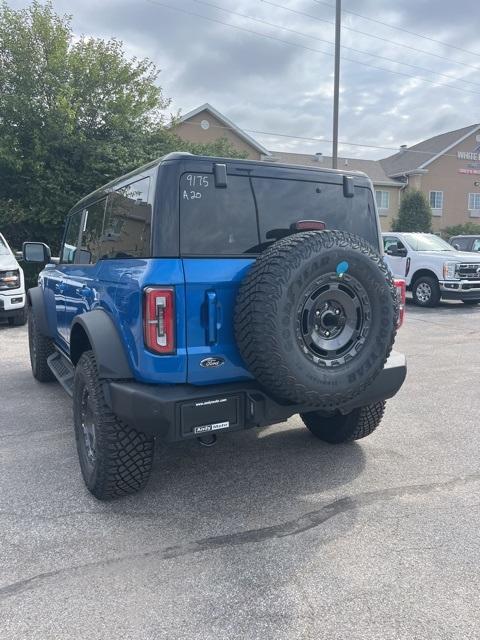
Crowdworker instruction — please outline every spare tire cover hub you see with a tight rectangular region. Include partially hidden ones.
[298,274,371,367]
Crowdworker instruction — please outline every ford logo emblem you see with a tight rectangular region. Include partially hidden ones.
[200,357,225,368]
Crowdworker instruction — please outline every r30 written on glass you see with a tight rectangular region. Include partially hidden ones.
[182,174,210,200]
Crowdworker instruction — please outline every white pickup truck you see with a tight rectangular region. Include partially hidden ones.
[383,232,480,307]
[0,232,26,325]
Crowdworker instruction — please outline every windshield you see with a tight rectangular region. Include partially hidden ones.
[406,234,454,252]
[0,235,11,256]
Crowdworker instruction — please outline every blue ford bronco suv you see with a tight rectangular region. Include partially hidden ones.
[23,153,407,500]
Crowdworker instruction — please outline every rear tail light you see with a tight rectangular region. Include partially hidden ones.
[143,287,175,354]
[393,279,406,329]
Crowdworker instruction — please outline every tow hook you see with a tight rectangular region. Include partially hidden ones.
[197,434,217,447]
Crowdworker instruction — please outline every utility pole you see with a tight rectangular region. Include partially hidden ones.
[332,0,341,169]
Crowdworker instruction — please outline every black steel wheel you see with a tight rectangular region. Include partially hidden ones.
[298,275,371,367]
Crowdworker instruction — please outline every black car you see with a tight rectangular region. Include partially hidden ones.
[449,235,480,252]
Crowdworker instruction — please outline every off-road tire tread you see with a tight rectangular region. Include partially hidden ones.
[235,230,398,407]
[74,351,154,500]
[301,400,386,443]
[28,307,56,382]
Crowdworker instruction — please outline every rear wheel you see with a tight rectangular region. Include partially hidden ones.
[301,401,386,443]
[28,307,55,382]
[73,351,155,500]
[412,276,440,307]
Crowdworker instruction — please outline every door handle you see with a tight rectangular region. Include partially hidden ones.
[206,291,218,344]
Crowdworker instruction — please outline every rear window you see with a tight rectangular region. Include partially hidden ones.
[180,172,379,255]
[252,178,379,247]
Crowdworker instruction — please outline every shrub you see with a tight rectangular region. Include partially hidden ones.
[391,190,432,232]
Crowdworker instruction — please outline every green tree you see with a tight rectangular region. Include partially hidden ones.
[391,189,432,232]
[0,1,243,250]
[441,222,480,239]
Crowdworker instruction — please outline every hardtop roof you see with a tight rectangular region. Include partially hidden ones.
[71,152,372,213]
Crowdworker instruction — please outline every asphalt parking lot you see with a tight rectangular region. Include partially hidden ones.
[1,301,479,640]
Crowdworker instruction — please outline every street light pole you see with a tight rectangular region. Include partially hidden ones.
[332,0,341,169]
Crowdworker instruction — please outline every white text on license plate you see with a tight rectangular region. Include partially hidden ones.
[194,421,230,435]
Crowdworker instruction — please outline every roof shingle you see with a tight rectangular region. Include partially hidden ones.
[380,123,480,176]
[268,151,401,186]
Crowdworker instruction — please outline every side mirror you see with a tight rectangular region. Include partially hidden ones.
[23,241,51,263]
[386,246,407,258]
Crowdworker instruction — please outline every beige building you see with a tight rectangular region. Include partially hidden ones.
[175,104,480,232]
[175,103,269,159]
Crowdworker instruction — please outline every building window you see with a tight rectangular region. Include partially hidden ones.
[468,193,480,216]
[375,190,390,214]
[429,191,443,214]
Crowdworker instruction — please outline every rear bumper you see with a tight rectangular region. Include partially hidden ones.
[104,350,407,441]
[440,280,480,300]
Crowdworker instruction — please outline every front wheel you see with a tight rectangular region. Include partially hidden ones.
[8,308,27,327]
[412,276,440,307]
[28,307,56,381]
[73,351,155,500]
[301,401,386,444]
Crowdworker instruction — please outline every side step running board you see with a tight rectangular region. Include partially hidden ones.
[47,351,75,397]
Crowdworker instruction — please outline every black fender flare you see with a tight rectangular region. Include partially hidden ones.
[27,286,54,337]
[70,309,133,379]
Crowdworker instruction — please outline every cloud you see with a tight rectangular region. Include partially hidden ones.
[8,0,480,159]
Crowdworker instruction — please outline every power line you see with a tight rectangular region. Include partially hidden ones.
[310,0,480,60]
[261,0,480,73]
[146,0,480,96]
[191,0,480,90]
[178,119,473,160]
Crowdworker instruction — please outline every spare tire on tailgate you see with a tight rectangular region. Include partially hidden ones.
[235,230,398,409]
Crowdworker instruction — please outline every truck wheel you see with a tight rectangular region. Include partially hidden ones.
[412,276,440,307]
[73,351,154,500]
[8,308,27,327]
[28,307,56,382]
[462,299,480,305]
[235,230,398,409]
[301,401,386,443]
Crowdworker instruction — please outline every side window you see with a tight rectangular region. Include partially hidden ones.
[472,239,480,251]
[383,236,405,252]
[77,198,107,265]
[102,177,151,259]
[375,190,390,212]
[61,210,83,264]
[180,174,258,255]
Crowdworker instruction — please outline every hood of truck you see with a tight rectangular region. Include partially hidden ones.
[0,254,20,270]
[414,250,480,263]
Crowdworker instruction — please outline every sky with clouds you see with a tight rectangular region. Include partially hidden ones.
[10,0,480,159]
